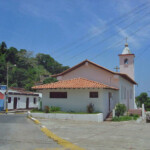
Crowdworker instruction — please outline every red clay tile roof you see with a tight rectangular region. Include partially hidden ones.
[51,59,137,85]
[32,77,118,90]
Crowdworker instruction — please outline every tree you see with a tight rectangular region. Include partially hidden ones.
[136,92,150,111]
[0,41,69,90]
[0,55,6,84]
[0,41,7,54]
[43,77,58,84]
[6,47,18,64]
[36,53,69,74]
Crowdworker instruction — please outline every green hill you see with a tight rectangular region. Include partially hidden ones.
[0,41,69,90]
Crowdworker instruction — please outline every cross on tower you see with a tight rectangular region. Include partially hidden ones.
[114,66,120,72]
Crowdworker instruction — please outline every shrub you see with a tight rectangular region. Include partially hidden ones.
[115,103,126,117]
[44,106,50,113]
[87,103,94,113]
[50,106,61,112]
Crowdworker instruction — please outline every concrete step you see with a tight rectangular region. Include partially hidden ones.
[105,118,112,121]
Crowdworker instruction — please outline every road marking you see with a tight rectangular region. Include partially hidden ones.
[41,126,85,150]
[35,148,68,150]
[28,116,41,124]
[29,116,85,150]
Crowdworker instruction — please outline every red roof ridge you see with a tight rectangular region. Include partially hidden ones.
[51,59,137,85]
[32,77,119,90]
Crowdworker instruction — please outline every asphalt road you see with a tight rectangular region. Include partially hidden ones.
[0,114,61,150]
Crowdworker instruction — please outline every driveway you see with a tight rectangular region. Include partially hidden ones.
[38,118,150,150]
[0,114,61,150]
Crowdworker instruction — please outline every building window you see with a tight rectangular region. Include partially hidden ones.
[89,92,98,98]
[50,92,67,98]
[124,58,128,64]
[33,98,37,104]
[8,97,11,103]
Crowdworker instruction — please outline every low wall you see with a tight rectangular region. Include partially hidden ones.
[31,113,103,122]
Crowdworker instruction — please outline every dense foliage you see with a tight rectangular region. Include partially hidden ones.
[0,41,69,90]
[115,103,126,117]
[136,92,150,111]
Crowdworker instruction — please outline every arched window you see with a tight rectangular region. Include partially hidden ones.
[124,58,128,64]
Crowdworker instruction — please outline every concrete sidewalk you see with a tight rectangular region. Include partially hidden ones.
[37,118,150,150]
[0,109,30,114]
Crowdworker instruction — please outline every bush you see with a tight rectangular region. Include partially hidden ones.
[44,106,50,113]
[50,106,61,112]
[87,103,94,113]
[115,103,126,117]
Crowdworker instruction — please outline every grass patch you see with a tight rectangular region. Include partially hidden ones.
[112,114,139,122]
[31,108,43,113]
[31,108,100,114]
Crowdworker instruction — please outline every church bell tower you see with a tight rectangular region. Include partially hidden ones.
[119,42,135,80]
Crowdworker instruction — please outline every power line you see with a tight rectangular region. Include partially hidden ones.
[62,11,150,63]
[136,44,150,60]
[90,22,150,61]
[55,4,150,58]
[51,2,150,57]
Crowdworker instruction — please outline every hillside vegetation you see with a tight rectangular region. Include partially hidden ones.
[0,41,69,90]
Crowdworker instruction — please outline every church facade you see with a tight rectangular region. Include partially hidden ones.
[32,43,137,120]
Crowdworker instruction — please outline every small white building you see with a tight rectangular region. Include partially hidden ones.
[32,43,137,119]
[4,88,41,110]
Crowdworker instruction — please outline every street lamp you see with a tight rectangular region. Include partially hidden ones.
[5,63,16,113]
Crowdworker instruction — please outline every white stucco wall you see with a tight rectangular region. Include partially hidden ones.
[6,95,39,110]
[119,76,135,109]
[40,88,119,119]
[57,63,119,88]
[31,113,104,122]
[101,89,119,118]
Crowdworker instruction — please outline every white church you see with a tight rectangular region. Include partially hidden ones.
[32,42,137,119]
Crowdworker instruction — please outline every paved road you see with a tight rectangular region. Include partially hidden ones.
[39,118,150,150]
[0,114,61,150]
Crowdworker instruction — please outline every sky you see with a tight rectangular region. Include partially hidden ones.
[0,0,150,96]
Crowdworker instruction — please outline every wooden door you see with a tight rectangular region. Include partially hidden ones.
[26,98,29,109]
[108,93,111,112]
[13,97,17,109]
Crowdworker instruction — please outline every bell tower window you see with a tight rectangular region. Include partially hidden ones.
[124,58,128,64]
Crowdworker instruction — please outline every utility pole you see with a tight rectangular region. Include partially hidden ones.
[5,63,16,114]
[5,63,9,114]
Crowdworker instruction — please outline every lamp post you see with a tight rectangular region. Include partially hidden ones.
[5,63,16,114]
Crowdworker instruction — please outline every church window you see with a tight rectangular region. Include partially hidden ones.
[124,58,128,64]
